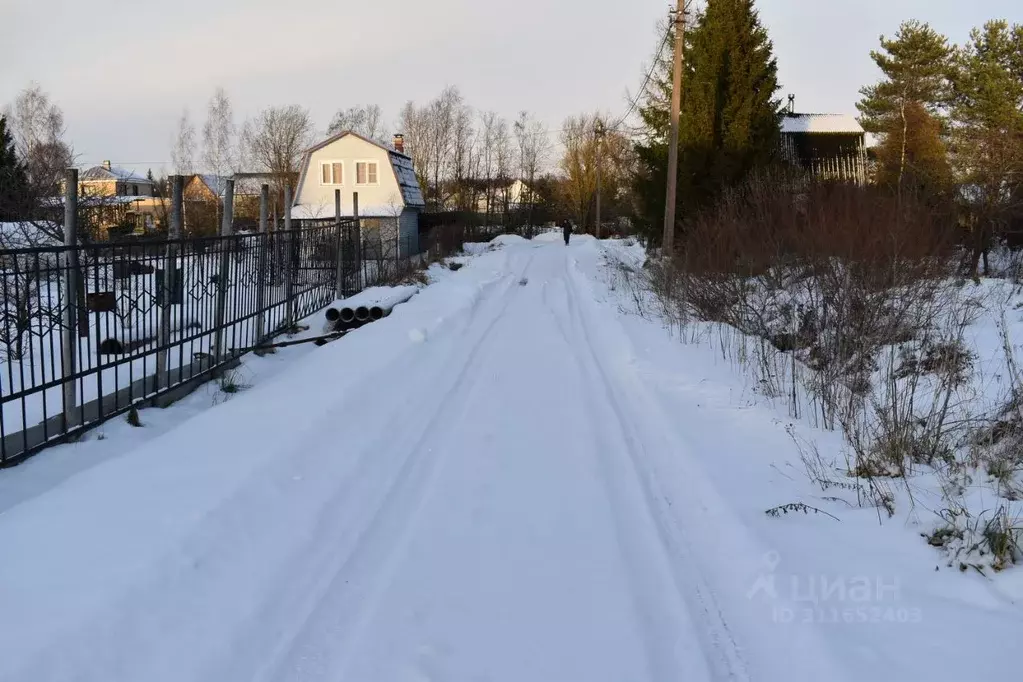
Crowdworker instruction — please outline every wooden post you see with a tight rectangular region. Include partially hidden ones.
[334,189,345,300]
[254,184,269,344]
[213,178,234,360]
[61,168,80,428]
[284,184,295,329]
[662,0,686,255]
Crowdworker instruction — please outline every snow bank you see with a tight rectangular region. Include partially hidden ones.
[0,244,515,682]
[490,234,527,247]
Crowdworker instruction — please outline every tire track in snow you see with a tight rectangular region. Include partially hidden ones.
[7,259,530,682]
[242,251,539,682]
[557,252,751,682]
[562,251,852,682]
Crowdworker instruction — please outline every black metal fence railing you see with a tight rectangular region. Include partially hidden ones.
[0,221,373,466]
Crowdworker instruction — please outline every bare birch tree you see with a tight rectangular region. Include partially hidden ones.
[478,111,499,221]
[202,87,236,179]
[4,83,73,198]
[171,109,196,176]
[399,100,435,206]
[240,105,313,220]
[327,104,385,141]
[425,86,463,208]
[202,87,236,227]
[493,117,513,216]
[514,111,551,225]
[449,103,477,210]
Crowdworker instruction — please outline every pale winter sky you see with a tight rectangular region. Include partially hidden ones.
[0,0,1017,177]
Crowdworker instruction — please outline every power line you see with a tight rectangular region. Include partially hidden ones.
[546,23,673,144]
[607,25,673,133]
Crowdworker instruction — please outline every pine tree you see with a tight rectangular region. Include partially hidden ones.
[857,21,954,200]
[873,101,952,198]
[0,115,30,222]
[858,21,954,132]
[950,21,1023,277]
[634,0,780,243]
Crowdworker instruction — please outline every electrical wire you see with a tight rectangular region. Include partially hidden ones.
[547,23,673,144]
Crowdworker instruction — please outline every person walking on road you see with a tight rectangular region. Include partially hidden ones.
[562,220,572,246]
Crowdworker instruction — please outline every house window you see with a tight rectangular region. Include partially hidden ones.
[132,184,138,196]
[356,161,379,185]
[320,161,343,185]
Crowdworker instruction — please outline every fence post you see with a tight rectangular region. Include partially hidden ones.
[253,184,269,344]
[213,178,234,360]
[157,175,183,390]
[61,168,80,429]
[353,191,362,290]
[284,184,295,329]
[334,189,345,300]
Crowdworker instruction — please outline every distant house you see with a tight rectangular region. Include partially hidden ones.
[232,172,291,227]
[291,132,426,256]
[183,174,230,203]
[66,161,160,236]
[80,161,155,198]
[183,173,284,232]
[475,178,538,213]
[232,172,282,199]
[779,97,868,184]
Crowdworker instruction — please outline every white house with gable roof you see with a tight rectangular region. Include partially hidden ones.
[292,132,425,257]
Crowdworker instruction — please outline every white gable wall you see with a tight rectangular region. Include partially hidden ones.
[295,135,406,218]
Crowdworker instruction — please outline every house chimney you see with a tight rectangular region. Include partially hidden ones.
[393,134,405,154]
[102,160,112,170]
[787,94,796,114]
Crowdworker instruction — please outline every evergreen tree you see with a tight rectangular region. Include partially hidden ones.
[857,21,954,200]
[950,21,1023,276]
[0,115,30,222]
[858,20,954,132]
[634,0,781,244]
[873,101,952,198]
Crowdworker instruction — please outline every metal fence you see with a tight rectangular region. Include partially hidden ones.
[0,174,424,466]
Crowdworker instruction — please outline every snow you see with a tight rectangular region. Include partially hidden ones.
[80,165,152,183]
[0,236,1020,681]
[326,285,420,314]
[40,194,148,207]
[781,113,864,134]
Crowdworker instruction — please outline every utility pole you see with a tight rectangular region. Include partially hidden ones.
[595,118,605,239]
[662,0,686,255]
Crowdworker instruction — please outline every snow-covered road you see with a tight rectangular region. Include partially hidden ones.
[1,235,1020,682]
